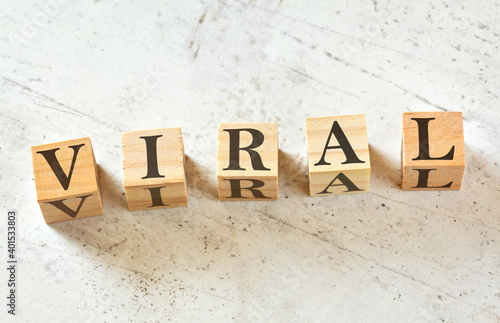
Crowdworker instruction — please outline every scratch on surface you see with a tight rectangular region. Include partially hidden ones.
[0,111,21,124]
[235,0,472,78]
[33,102,81,117]
[254,209,480,306]
[108,238,128,251]
[198,289,240,305]
[190,8,208,49]
[198,11,207,24]
[271,61,363,100]
[3,77,121,131]
[265,23,450,111]
[0,54,50,70]
[321,48,449,112]
[23,239,154,276]
[194,45,200,59]
[368,191,500,233]
[4,77,81,113]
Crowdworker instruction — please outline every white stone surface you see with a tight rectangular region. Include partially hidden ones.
[1,0,499,322]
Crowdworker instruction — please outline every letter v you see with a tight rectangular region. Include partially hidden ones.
[45,194,92,218]
[37,144,85,190]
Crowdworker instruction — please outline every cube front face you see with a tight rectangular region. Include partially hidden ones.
[306,115,370,196]
[217,176,278,201]
[309,169,370,196]
[217,123,278,201]
[124,183,188,211]
[401,112,465,191]
[122,128,188,210]
[31,137,103,224]
[38,193,103,224]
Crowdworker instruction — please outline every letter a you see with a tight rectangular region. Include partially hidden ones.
[314,121,365,166]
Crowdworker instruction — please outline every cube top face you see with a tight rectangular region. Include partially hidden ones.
[306,115,370,174]
[31,137,98,202]
[217,123,278,178]
[122,128,185,188]
[402,111,465,168]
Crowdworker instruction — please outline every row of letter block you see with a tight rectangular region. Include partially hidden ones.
[31,111,465,224]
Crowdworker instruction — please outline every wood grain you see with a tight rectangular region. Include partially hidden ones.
[306,115,370,196]
[31,137,103,223]
[217,122,278,200]
[122,128,188,210]
[401,111,465,190]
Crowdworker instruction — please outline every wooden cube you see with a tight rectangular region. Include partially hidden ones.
[217,123,278,200]
[122,128,188,210]
[31,137,103,224]
[401,111,465,190]
[305,115,370,196]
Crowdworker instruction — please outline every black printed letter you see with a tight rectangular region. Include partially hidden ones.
[411,118,455,161]
[315,122,364,166]
[318,173,363,194]
[225,179,270,199]
[140,135,165,179]
[223,129,270,171]
[144,186,168,207]
[412,169,453,189]
[37,144,85,190]
[45,194,92,218]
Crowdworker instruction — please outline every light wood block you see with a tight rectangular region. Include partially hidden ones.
[31,137,103,224]
[306,115,370,196]
[122,128,188,210]
[401,111,465,190]
[217,123,278,200]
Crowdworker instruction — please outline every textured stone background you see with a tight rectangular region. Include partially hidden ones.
[0,0,499,322]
